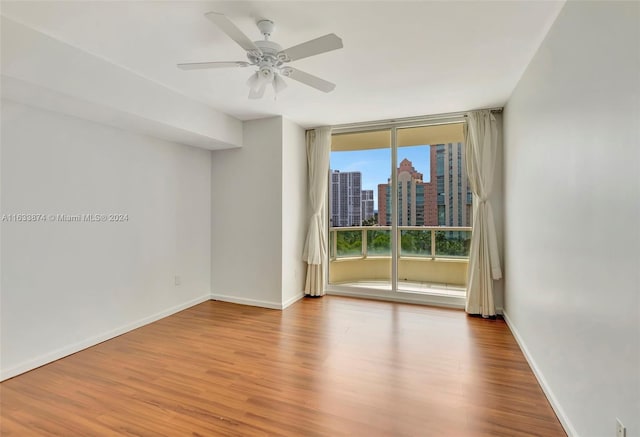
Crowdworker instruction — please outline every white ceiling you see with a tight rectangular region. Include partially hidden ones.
[1,1,564,128]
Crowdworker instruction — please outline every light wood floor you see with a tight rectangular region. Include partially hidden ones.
[0,296,565,436]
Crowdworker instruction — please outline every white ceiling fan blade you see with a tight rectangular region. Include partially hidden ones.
[273,74,287,94]
[283,67,336,93]
[177,61,250,70]
[279,34,343,62]
[205,12,262,54]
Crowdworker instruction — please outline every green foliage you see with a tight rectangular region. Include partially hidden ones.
[400,230,431,256]
[368,230,390,255]
[336,230,362,256]
[434,231,470,257]
[333,228,471,258]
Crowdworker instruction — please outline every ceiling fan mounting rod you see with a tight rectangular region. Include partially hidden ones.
[257,19,275,40]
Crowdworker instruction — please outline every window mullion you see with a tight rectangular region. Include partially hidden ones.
[391,127,398,293]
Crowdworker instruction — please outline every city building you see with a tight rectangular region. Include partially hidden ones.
[377,146,473,227]
[378,158,434,226]
[329,170,362,226]
[361,190,375,223]
[434,143,473,227]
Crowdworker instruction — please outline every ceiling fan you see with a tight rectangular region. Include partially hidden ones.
[178,12,343,99]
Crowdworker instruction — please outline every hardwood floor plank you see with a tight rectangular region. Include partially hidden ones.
[0,296,566,436]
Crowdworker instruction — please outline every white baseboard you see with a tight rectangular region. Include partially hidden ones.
[210,293,283,310]
[211,293,304,310]
[326,288,465,310]
[0,294,211,381]
[282,292,304,309]
[502,310,577,437]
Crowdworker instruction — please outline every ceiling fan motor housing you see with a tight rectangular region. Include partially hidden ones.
[249,40,284,65]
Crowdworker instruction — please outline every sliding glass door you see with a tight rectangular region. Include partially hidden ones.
[327,121,472,298]
[328,129,391,290]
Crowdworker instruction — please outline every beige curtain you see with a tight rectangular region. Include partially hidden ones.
[464,111,502,317]
[303,127,332,296]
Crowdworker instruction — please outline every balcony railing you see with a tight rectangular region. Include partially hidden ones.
[329,226,472,260]
[328,226,472,290]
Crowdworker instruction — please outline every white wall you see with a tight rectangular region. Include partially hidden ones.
[2,17,243,150]
[210,116,307,309]
[211,117,284,308]
[281,118,307,307]
[0,100,212,380]
[503,2,639,436]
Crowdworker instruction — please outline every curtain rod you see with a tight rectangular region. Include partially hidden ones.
[311,106,503,133]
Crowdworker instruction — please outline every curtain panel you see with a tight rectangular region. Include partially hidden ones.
[464,111,502,317]
[303,127,332,296]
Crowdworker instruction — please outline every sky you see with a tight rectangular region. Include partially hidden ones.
[330,145,431,210]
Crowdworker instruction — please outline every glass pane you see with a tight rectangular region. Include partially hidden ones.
[400,229,431,257]
[367,229,391,256]
[329,129,391,290]
[396,123,471,294]
[329,229,334,259]
[434,230,472,258]
[335,230,362,258]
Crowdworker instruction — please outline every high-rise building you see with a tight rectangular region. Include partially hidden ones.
[434,143,472,226]
[378,158,437,226]
[329,170,362,227]
[361,190,375,222]
[377,144,472,227]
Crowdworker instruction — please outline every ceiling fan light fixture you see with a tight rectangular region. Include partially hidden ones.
[273,73,287,94]
[259,65,274,81]
[248,79,267,99]
[246,71,259,87]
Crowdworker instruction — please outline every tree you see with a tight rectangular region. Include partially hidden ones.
[370,231,390,254]
[336,230,362,256]
[435,231,470,257]
[400,230,430,255]
[362,217,377,226]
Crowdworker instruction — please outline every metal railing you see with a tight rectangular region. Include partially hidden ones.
[329,226,472,260]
